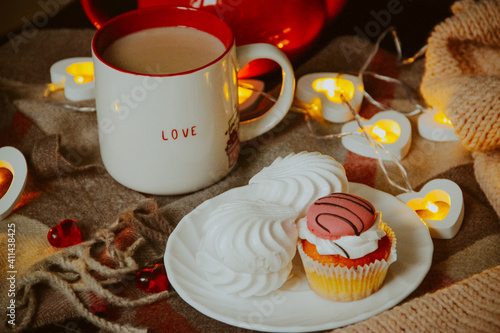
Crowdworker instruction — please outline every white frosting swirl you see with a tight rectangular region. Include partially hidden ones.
[197,200,299,297]
[298,212,386,259]
[249,152,349,216]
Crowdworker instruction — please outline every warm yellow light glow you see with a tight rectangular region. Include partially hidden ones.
[238,84,254,105]
[46,81,65,94]
[434,112,452,126]
[277,40,290,49]
[372,125,387,140]
[312,77,355,103]
[232,68,237,85]
[66,62,94,84]
[360,119,401,144]
[416,201,450,220]
[306,97,324,120]
[224,82,230,101]
[426,201,439,213]
[408,190,451,221]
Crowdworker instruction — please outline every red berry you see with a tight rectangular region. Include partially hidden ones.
[135,264,169,293]
[47,219,82,248]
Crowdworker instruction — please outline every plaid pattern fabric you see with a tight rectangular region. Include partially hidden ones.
[0,29,499,332]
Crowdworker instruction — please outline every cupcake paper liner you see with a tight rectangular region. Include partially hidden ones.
[298,222,397,302]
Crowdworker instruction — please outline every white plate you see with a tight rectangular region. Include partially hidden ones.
[164,183,433,332]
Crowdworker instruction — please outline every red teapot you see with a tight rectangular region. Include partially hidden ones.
[80,0,347,77]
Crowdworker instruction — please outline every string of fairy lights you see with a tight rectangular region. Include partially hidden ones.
[1,27,464,238]
[240,27,464,239]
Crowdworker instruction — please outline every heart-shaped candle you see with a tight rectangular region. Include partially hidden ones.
[397,179,464,239]
[0,168,13,200]
[136,263,169,293]
[418,108,458,142]
[50,57,95,102]
[296,73,364,123]
[341,110,412,160]
[238,79,265,114]
[47,219,82,247]
[0,146,28,221]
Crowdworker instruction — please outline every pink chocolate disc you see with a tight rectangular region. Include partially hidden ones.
[306,193,376,240]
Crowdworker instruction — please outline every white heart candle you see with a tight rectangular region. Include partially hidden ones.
[50,57,95,102]
[341,110,412,160]
[238,79,265,113]
[418,108,458,142]
[397,178,464,239]
[0,147,28,221]
[296,73,364,123]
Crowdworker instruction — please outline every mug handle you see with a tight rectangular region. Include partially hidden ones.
[236,44,295,142]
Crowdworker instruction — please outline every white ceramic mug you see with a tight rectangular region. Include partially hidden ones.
[92,6,295,195]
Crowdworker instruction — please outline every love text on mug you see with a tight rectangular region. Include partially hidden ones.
[161,126,197,141]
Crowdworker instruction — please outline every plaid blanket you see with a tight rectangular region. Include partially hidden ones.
[0,27,499,332]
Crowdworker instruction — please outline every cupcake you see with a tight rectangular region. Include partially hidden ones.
[297,193,397,301]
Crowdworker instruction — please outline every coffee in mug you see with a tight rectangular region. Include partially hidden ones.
[92,6,295,195]
[101,26,226,75]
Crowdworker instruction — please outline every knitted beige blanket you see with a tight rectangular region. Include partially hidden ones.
[421,0,500,217]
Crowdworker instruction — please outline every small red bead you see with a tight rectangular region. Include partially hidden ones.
[47,219,82,248]
[90,303,107,318]
[135,264,169,293]
[89,293,107,318]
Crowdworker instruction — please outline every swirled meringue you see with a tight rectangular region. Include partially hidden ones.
[197,200,299,297]
[249,152,349,216]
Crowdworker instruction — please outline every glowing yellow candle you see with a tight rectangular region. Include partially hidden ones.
[238,84,254,105]
[360,119,401,144]
[415,200,451,220]
[312,77,355,103]
[66,62,94,84]
[397,179,463,239]
[434,112,452,126]
[407,189,451,221]
[237,79,264,114]
[417,109,458,141]
[297,73,363,123]
[427,201,438,213]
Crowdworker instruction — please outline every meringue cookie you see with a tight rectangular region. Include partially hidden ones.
[249,152,349,216]
[197,200,299,297]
